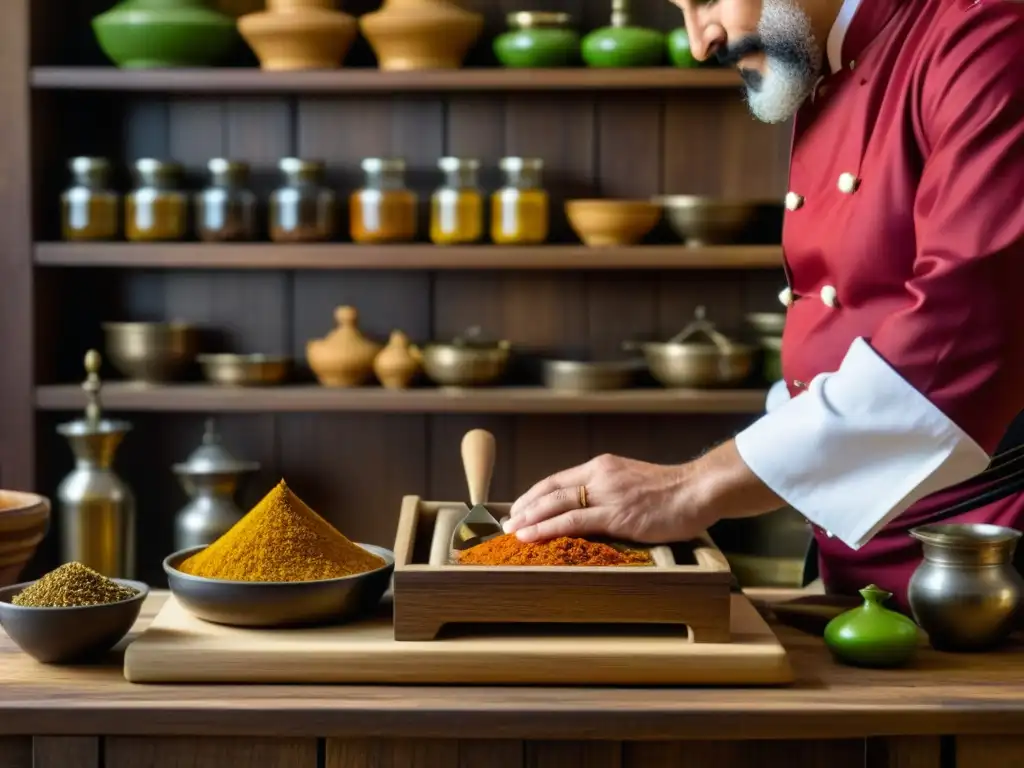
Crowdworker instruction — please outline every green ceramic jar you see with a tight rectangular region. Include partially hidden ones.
[824,585,920,668]
[494,11,580,68]
[667,27,698,67]
[92,0,238,69]
[581,0,664,68]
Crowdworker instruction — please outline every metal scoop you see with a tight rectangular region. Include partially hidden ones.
[451,428,504,553]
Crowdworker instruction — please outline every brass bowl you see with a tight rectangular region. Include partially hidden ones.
[0,491,50,589]
[103,322,198,383]
[565,199,661,247]
[421,341,511,387]
[197,354,291,387]
[655,196,759,246]
[625,339,756,388]
[541,359,642,392]
[745,312,786,337]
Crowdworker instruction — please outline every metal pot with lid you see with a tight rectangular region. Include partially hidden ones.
[422,326,511,387]
[623,306,755,388]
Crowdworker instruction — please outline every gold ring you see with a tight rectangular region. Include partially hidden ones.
[578,484,588,508]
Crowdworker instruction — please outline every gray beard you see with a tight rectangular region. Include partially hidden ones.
[744,0,824,124]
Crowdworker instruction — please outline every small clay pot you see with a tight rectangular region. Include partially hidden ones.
[359,0,484,71]
[824,585,920,668]
[238,0,358,71]
[373,330,422,389]
[565,199,661,247]
[307,306,382,387]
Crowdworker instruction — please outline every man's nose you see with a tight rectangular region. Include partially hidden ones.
[689,25,726,61]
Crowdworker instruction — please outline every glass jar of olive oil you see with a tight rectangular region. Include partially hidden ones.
[125,159,188,242]
[491,157,549,245]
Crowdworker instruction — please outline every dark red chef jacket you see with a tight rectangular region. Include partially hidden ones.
[733,0,1024,611]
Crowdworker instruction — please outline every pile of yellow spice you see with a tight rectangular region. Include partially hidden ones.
[177,479,385,582]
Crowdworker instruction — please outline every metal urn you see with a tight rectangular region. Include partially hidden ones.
[171,418,259,552]
[55,350,136,579]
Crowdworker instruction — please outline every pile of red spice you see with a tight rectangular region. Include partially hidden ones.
[457,533,652,566]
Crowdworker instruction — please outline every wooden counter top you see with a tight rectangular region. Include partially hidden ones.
[2,590,1024,741]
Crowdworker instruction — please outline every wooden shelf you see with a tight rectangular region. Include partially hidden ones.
[33,243,783,270]
[34,384,768,414]
[31,67,742,93]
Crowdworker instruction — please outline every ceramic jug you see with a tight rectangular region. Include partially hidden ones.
[307,306,382,387]
[373,330,422,389]
[238,0,358,71]
[360,0,484,71]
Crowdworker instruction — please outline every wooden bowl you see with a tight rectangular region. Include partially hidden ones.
[565,199,661,247]
[163,544,395,628]
[0,491,50,589]
[0,578,148,663]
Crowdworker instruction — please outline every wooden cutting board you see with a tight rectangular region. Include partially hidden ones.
[123,594,792,686]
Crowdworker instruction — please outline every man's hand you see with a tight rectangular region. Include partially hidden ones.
[504,440,787,543]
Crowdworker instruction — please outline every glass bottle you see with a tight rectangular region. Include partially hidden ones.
[125,159,188,242]
[430,157,483,246]
[61,157,119,241]
[349,158,418,244]
[491,157,549,245]
[195,159,258,242]
[269,158,337,243]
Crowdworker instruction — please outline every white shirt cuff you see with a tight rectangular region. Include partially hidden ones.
[734,337,990,549]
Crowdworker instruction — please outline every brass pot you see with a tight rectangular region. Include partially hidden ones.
[624,306,754,388]
[655,195,759,246]
[197,354,291,386]
[421,327,510,387]
[102,322,198,383]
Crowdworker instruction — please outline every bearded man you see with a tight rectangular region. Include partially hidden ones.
[505,0,1024,609]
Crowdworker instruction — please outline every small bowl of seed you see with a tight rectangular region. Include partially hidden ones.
[0,561,148,664]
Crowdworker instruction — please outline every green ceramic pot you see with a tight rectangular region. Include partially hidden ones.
[494,11,580,68]
[581,25,665,68]
[92,0,238,69]
[824,585,920,668]
[667,27,698,67]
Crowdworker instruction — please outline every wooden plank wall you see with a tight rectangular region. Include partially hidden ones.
[28,0,791,584]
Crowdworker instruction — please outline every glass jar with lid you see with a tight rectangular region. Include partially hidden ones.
[194,159,258,242]
[269,158,337,243]
[491,157,549,245]
[430,157,483,246]
[125,159,188,242]
[349,158,418,244]
[61,157,119,241]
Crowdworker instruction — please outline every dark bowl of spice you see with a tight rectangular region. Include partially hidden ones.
[0,562,148,664]
[162,479,395,628]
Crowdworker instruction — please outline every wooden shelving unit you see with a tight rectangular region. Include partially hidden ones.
[30,66,743,93]
[2,0,793,582]
[34,243,784,270]
[34,384,768,415]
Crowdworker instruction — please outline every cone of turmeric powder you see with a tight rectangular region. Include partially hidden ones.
[177,479,385,582]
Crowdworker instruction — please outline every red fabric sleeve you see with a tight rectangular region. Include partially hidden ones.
[867,1,1024,453]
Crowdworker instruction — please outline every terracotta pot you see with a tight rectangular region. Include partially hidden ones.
[238,0,358,71]
[0,491,51,589]
[307,306,382,387]
[373,330,422,389]
[360,0,484,71]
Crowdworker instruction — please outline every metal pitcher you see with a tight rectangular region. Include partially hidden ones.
[171,418,258,552]
[55,350,136,579]
[907,523,1024,651]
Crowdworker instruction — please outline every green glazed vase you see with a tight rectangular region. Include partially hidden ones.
[92,0,238,69]
[582,25,665,68]
[494,12,580,68]
[667,27,698,68]
[824,585,920,668]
